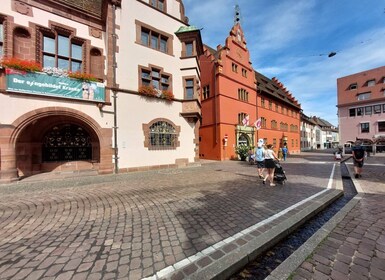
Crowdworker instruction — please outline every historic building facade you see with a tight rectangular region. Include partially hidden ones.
[337,66,385,152]
[0,0,115,183]
[199,12,301,160]
[199,22,257,160]
[255,74,301,154]
[0,0,203,183]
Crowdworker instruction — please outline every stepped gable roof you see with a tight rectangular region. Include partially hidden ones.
[255,71,301,110]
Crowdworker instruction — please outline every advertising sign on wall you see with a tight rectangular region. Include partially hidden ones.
[5,69,105,102]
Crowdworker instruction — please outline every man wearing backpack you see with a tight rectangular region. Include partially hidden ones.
[352,140,365,178]
[255,143,265,179]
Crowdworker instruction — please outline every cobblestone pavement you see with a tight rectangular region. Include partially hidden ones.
[0,153,343,280]
[270,153,385,280]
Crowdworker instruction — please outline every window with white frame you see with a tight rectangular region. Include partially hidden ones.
[357,92,371,100]
[202,85,210,100]
[374,105,381,114]
[360,123,369,133]
[357,107,363,116]
[365,106,372,115]
[367,79,375,87]
[379,121,385,132]
[349,108,356,117]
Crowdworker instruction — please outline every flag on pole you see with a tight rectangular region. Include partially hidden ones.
[242,115,250,127]
[254,118,261,130]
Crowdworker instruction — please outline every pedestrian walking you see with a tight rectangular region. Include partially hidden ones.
[263,144,279,186]
[282,145,288,161]
[255,143,265,179]
[352,140,365,178]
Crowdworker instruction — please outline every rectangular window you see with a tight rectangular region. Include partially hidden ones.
[269,101,272,110]
[238,88,248,102]
[238,113,247,125]
[365,106,372,115]
[357,107,363,116]
[374,105,381,114]
[232,63,238,73]
[361,123,369,133]
[242,68,247,77]
[185,42,193,56]
[140,27,169,53]
[349,108,356,117]
[42,34,83,71]
[150,0,165,11]
[140,66,170,90]
[203,85,210,100]
[185,78,194,99]
[261,98,265,107]
[379,121,385,132]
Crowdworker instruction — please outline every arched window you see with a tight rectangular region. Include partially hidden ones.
[238,134,249,146]
[143,119,180,150]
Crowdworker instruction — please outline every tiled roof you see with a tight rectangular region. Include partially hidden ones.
[255,71,301,109]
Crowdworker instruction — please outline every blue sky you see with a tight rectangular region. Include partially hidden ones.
[183,0,385,126]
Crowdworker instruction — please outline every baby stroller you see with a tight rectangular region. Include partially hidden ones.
[274,161,287,185]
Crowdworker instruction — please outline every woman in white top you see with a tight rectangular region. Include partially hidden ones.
[263,144,279,186]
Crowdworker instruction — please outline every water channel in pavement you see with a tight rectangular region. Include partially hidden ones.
[229,162,357,280]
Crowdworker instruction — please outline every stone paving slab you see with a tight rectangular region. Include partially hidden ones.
[267,153,385,280]
[0,156,344,280]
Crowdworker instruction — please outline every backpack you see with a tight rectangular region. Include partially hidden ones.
[255,148,264,162]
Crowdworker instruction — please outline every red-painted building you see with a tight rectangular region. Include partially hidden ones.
[199,20,301,160]
[199,23,257,160]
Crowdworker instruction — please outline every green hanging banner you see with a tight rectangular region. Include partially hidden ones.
[5,69,105,102]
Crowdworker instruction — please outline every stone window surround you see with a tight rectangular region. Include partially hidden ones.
[138,63,173,92]
[142,118,181,150]
[135,19,174,56]
[182,75,198,100]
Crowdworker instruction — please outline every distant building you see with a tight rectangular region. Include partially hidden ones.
[256,75,301,154]
[337,66,385,152]
[300,113,317,151]
[312,117,339,149]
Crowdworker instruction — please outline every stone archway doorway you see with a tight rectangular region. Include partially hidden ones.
[16,116,101,178]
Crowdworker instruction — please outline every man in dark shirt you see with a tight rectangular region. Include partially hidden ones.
[352,141,365,178]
